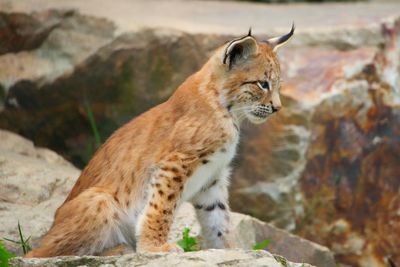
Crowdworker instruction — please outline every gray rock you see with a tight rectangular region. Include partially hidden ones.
[0,130,80,252]
[0,10,115,90]
[11,249,314,267]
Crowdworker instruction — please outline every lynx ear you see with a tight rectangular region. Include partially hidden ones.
[267,23,295,52]
[223,35,258,69]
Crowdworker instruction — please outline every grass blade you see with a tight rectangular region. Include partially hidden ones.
[17,222,31,254]
[2,239,18,244]
[253,239,272,250]
[84,99,102,148]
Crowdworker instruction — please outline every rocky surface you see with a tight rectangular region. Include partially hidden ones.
[11,250,313,267]
[0,1,399,266]
[0,130,80,252]
[0,130,332,267]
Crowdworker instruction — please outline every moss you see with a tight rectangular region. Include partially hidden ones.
[274,255,289,267]
[54,257,117,267]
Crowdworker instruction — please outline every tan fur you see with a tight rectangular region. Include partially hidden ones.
[26,31,291,257]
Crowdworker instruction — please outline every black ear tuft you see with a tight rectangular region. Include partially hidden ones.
[248,27,252,36]
[265,23,295,51]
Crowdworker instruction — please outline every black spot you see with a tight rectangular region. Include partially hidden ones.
[217,231,222,237]
[202,159,209,164]
[173,176,182,183]
[201,180,218,192]
[209,180,217,188]
[194,204,203,209]
[205,204,216,211]
[220,148,227,153]
[387,257,397,267]
[217,202,226,210]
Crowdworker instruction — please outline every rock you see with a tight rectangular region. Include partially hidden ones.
[0,130,80,253]
[0,11,56,55]
[0,9,115,89]
[11,250,314,267]
[295,20,400,266]
[0,130,332,267]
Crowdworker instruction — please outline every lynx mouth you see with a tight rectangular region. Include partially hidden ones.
[250,111,268,118]
[250,105,272,118]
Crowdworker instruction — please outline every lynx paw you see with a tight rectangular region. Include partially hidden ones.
[160,243,184,253]
[138,243,184,253]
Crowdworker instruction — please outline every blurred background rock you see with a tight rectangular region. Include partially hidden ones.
[0,0,399,267]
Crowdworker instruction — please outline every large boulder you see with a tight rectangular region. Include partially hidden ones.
[0,130,334,267]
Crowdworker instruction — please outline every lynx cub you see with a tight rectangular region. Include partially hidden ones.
[27,26,294,257]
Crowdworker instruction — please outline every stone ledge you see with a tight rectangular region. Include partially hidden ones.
[11,249,314,267]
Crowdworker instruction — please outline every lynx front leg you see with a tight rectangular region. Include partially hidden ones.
[191,168,234,249]
[136,157,188,252]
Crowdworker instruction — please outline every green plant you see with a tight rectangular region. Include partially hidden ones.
[84,99,102,148]
[177,227,198,252]
[0,241,15,267]
[253,239,272,250]
[3,222,32,255]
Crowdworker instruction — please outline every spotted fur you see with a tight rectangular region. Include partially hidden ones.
[26,27,293,257]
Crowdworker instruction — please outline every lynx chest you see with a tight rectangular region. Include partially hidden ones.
[180,134,239,202]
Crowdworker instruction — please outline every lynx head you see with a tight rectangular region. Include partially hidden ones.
[217,24,294,124]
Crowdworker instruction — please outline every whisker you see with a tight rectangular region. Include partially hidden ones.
[230,106,252,112]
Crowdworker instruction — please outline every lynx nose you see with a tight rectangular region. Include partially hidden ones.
[272,106,280,113]
[270,101,281,113]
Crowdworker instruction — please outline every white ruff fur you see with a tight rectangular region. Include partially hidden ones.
[180,137,238,202]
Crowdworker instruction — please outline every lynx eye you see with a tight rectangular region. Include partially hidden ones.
[257,81,270,91]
